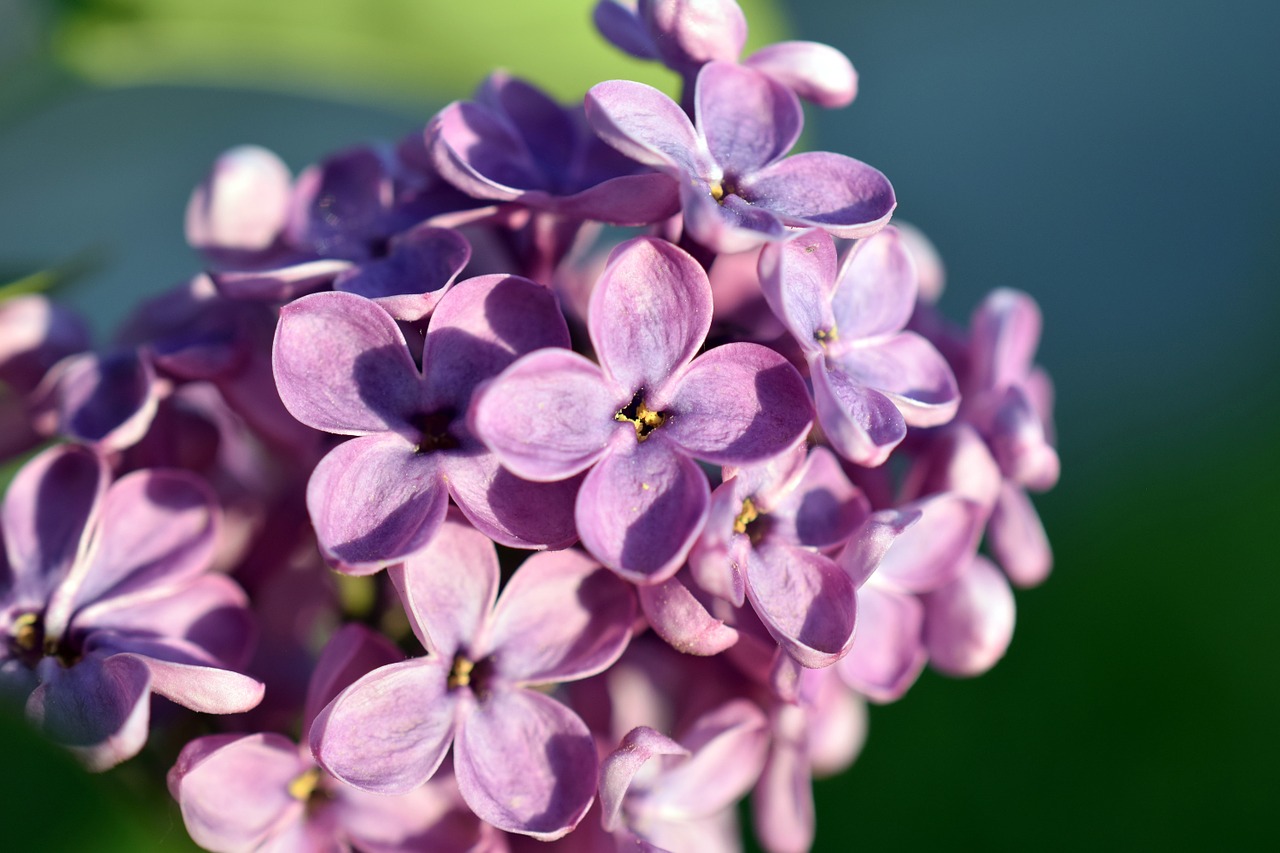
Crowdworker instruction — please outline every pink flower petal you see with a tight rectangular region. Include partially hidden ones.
[745,544,857,668]
[695,62,802,174]
[744,41,858,108]
[740,151,895,239]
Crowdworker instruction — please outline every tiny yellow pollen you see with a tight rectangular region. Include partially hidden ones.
[448,653,474,689]
[710,181,725,202]
[642,483,650,490]
[287,767,321,801]
[13,612,38,651]
[733,497,759,534]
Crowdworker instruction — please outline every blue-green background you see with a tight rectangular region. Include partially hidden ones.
[1,0,1276,849]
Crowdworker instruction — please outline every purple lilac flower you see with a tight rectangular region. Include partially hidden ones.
[30,348,160,452]
[586,62,894,253]
[598,699,770,850]
[922,554,1017,677]
[759,227,960,466]
[170,623,504,852]
[470,236,813,583]
[0,444,263,769]
[310,513,636,839]
[650,445,866,668]
[594,0,858,109]
[272,275,581,572]
[833,492,984,702]
[0,294,90,456]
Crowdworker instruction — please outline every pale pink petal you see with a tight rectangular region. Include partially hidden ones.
[923,555,1017,677]
[599,726,689,832]
[745,544,857,668]
[810,357,905,467]
[829,226,917,342]
[637,571,739,656]
[740,151,895,239]
[744,41,858,108]
[835,585,926,703]
[988,483,1052,588]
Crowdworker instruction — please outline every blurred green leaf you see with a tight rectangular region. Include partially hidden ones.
[51,0,788,106]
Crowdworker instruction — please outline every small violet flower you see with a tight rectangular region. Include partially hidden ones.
[470,236,814,583]
[758,226,960,467]
[310,513,636,839]
[586,61,894,253]
[0,444,263,770]
[272,274,581,573]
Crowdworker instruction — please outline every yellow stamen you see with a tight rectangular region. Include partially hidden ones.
[733,498,760,535]
[710,181,725,202]
[12,612,38,652]
[615,400,666,442]
[814,325,838,347]
[287,767,321,802]
[448,654,475,689]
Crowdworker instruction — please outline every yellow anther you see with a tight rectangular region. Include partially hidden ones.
[448,654,475,689]
[287,767,322,802]
[710,181,725,202]
[814,325,839,347]
[733,498,760,535]
[12,612,38,652]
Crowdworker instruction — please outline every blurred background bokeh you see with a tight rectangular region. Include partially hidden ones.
[1,0,1276,849]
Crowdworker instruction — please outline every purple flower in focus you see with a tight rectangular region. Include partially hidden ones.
[272,275,581,573]
[169,623,503,852]
[471,236,813,583]
[759,227,960,466]
[310,513,636,839]
[586,62,894,253]
[0,444,263,769]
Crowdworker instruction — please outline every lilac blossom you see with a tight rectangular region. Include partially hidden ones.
[0,294,90,456]
[272,275,581,572]
[593,0,858,109]
[759,227,960,466]
[0,444,263,769]
[169,623,504,852]
[834,492,984,702]
[645,445,866,668]
[310,513,636,839]
[586,62,894,253]
[470,236,813,583]
[922,554,1017,677]
[598,699,770,851]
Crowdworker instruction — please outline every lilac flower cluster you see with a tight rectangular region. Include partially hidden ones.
[0,1,1060,850]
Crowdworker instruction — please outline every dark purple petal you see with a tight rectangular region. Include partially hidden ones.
[576,439,709,584]
[740,151,895,239]
[664,342,812,466]
[695,62,802,175]
[923,555,1017,677]
[544,172,681,225]
[273,291,423,435]
[307,434,449,573]
[757,228,840,354]
[334,225,471,322]
[429,100,541,200]
[829,226,917,343]
[287,146,393,258]
[768,446,870,550]
[744,41,858,108]
[185,145,292,255]
[487,549,634,684]
[468,349,618,482]
[27,652,151,771]
[170,733,308,853]
[637,571,739,656]
[745,544,856,668]
[1,444,107,606]
[454,687,596,840]
[590,237,713,397]
[310,658,458,794]
[599,726,689,831]
[988,483,1052,588]
[304,623,404,734]
[810,357,906,467]
[44,350,159,451]
[836,585,926,702]
[593,0,659,60]
[423,273,571,411]
[474,73,577,189]
[585,80,704,175]
[389,511,500,657]
[444,452,581,550]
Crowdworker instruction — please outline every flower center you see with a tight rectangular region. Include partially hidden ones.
[814,324,839,347]
[733,498,759,534]
[410,409,460,454]
[11,612,40,653]
[287,767,322,802]
[615,390,666,442]
[6,610,79,668]
[709,176,742,205]
[448,653,475,689]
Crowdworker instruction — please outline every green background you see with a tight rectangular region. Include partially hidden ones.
[1,0,1276,849]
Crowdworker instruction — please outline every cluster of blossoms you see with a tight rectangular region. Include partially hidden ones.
[0,1,1060,850]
